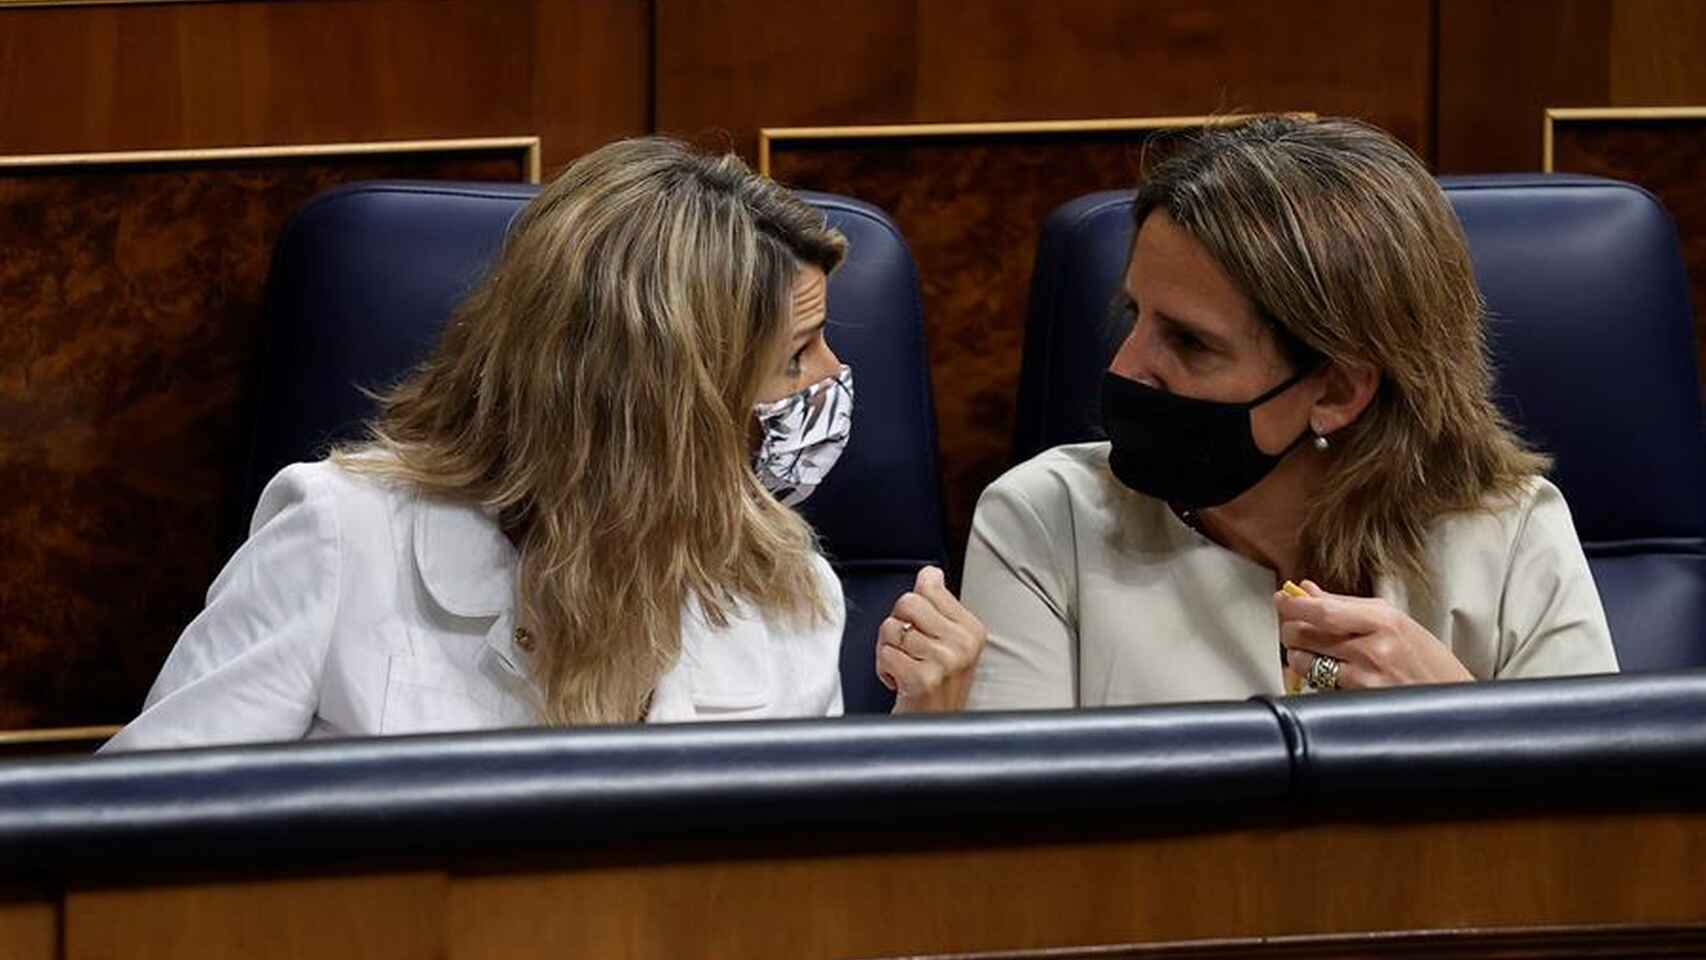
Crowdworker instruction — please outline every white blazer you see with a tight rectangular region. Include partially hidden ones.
[102,460,845,752]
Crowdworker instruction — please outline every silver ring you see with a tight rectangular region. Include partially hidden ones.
[1306,653,1343,691]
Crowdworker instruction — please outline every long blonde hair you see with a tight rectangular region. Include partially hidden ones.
[338,137,847,724]
[1132,116,1548,594]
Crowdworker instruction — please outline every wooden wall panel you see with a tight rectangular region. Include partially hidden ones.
[0,898,56,960]
[67,872,448,960]
[0,144,531,732]
[0,0,650,172]
[445,812,1706,959]
[1437,0,1706,173]
[658,1,1433,162]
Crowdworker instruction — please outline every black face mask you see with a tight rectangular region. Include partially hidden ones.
[1101,368,1317,509]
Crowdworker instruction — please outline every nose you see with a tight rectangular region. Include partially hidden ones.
[1108,322,1163,388]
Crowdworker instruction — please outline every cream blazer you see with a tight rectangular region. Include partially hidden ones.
[102,460,844,752]
[962,443,1618,710]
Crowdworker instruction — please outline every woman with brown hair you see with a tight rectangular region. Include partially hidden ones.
[963,116,1616,709]
[105,137,984,750]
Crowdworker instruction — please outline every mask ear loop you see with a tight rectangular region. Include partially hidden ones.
[1245,359,1329,457]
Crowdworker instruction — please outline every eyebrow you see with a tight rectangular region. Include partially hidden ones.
[1123,289,1232,353]
[793,320,827,343]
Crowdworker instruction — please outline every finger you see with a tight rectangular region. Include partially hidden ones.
[1279,620,1356,656]
[1276,593,1388,635]
[876,616,920,656]
[895,628,974,675]
[892,590,958,643]
[880,646,945,696]
[1286,649,1370,690]
[876,645,909,692]
[914,565,983,633]
[1298,579,1396,617]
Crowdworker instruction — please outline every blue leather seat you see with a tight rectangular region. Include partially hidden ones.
[243,181,946,713]
[1015,174,1706,671]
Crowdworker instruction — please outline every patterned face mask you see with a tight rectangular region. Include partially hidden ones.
[752,365,854,506]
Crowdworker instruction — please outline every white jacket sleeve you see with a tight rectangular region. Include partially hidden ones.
[961,473,1079,710]
[1495,481,1620,679]
[100,465,342,751]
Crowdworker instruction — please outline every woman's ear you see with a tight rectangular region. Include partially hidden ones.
[1311,360,1380,436]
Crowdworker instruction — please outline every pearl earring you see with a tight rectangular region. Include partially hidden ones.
[1313,432,1331,451]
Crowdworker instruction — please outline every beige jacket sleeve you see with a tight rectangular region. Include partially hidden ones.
[961,468,1080,709]
[1493,481,1620,678]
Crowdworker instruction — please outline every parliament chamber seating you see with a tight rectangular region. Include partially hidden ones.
[3,178,1706,959]
[241,181,948,714]
[1015,174,1706,672]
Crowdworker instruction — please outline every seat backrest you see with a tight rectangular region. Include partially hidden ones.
[245,181,946,713]
[1015,174,1706,671]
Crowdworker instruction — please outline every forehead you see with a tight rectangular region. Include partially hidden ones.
[790,265,828,325]
[1126,211,1263,335]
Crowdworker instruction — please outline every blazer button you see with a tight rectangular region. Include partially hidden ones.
[514,627,536,653]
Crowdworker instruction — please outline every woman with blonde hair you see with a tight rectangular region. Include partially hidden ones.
[963,116,1617,709]
[106,137,984,750]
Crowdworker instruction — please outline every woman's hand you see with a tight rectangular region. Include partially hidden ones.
[1276,580,1474,689]
[878,565,988,713]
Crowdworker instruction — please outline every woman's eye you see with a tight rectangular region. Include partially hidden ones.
[786,348,806,376]
[1165,325,1206,354]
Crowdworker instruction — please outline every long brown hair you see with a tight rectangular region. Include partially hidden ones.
[337,137,847,724]
[1132,115,1548,594]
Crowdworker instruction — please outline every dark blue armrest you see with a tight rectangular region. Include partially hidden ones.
[0,702,1287,879]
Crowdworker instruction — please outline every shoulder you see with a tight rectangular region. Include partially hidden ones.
[980,442,1118,523]
[983,442,1113,503]
[1428,476,1578,555]
[974,441,1170,545]
[254,457,407,530]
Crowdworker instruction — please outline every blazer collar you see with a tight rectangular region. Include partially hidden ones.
[412,493,517,618]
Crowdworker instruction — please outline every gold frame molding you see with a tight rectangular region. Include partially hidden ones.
[0,135,543,184]
[0,134,539,754]
[0,0,222,8]
[0,725,121,751]
[757,115,1299,179]
[1543,106,1706,172]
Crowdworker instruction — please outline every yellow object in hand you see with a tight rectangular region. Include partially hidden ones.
[1280,580,1310,693]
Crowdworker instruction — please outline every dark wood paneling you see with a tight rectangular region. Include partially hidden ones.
[657,1,1433,162]
[34,811,1706,959]
[67,872,449,960]
[0,0,649,171]
[1608,0,1706,106]
[1551,114,1706,388]
[1435,0,1612,173]
[1437,0,1706,174]
[0,146,529,731]
[432,810,1706,958]
[0,899,55,960]
[888,924,1706,958]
